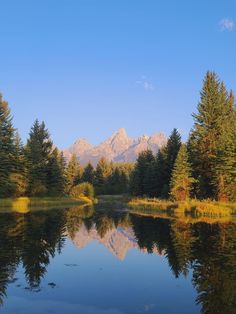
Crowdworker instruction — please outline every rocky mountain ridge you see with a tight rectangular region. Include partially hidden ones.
[63,128,167,165]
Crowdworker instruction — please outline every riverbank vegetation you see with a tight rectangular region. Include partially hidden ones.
[0,196,91,213]
[128,198,236,217]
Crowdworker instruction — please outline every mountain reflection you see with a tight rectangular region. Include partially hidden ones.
[0,205,235,313]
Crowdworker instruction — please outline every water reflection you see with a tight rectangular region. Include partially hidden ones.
[0,205,235,313]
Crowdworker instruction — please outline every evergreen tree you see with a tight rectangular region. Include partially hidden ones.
[130,150,155,196]
[161,128,182,198]
[170,144,194,201]
[65,154,82,192]
[188,72,236,200]
[119,169,129,194]
[154,149,167,198]
[107,167,120,194]
[214,90,236,201]
[143,160,157,197]
[10,131,27,197]
[46,148,66,196]
[81,162,95,184]
[25,120,53,196]
[0,94,16,197]
[94,158,112,194]
[107,167,129,194]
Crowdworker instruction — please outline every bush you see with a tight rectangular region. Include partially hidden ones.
[70,182,94,200]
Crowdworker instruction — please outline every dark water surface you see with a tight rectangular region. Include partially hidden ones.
[0,205,235,314]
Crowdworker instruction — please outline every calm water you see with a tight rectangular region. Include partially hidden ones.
[0,205,235,314]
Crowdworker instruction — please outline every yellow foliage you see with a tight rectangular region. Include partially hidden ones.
[128,197,236,220]
[0,196,92,213]
[12,197,30,213]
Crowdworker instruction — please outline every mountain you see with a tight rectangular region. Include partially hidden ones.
[114,133,167,163]
[63,138,93,161]
[63,128,167,165]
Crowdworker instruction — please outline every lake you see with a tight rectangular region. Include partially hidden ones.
[0,204,235,313]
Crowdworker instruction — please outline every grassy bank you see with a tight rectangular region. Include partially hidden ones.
[0,196,93,213]
[128,198,236,217]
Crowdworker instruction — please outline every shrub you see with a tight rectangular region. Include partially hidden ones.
[70,182,94,200]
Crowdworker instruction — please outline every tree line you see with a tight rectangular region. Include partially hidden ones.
[0,71,235,200]
[66,156,133,195]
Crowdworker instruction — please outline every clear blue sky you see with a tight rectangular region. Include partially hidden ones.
[0,0,235,148]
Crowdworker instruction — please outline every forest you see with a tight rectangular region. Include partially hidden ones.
[0,71,235,202]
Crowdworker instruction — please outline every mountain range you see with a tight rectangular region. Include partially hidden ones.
[63,128,167,165]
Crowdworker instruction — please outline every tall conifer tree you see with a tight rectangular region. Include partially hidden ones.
[65,154,82,192]
[81,162,95,184]
[10,131,27,197]
[170,144,194,201]
[214,90,236,201]
[154,149,167,198]
[25,120,53,196]
[188,71,236,200]
[130,150,155,196]
[0,94,16,197]
[161,128,182,198]
[46,148,66,195]
[94,158,112,194]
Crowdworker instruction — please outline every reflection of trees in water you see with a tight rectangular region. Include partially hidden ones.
[66,205,94,237]
[0,207,235,313]
[191,222,236,314]
[93,211,131,238]
[0,209,67,303]
[130,214,236,313]
[67,207,131,239]
[20,210,66,288]
[170,221,195,277]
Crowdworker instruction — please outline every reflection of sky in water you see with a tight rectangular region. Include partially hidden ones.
[1,238,199,314]
[3,297,123,314]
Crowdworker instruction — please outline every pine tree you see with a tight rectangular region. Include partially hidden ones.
[188,72,236,200]
[130,150,155,196]
[170,144,194,201]
[106,166,129,194]
[214,91,236,201]
[154,149,167,198]
[213,91,236,201]
[65,154,82,192]
[46,148,66,196]
[94,158,112,194]
[10,131,27,197]
[161,128,182,198]
[0,94,16,197]
[81,162,95,184]
[25,120,53,196]
[106,167,120,194]
[143,161,157,197]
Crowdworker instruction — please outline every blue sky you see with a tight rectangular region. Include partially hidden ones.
[0,0,235,148]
